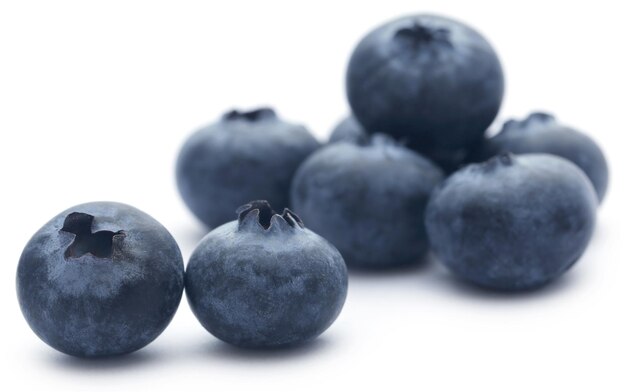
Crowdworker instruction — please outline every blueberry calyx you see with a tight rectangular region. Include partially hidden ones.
[223,108,276,122]
[60,212,125,259]
[393,22,452,50]
[502,112,556,133]
[236,200,304,233]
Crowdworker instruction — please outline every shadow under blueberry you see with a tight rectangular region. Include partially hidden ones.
[348,251,583,302]
[45,347,162,372]
[429,262,583,302]
[201,336,332,363]
[348,256,433,279]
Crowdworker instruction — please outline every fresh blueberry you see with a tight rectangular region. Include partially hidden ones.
[328,115,368,144]
[291,135,444,269]
[185,200,348,348]
[328,115,471,173]
[425,154,597,291]
[346,14,504,166]
[176,108,320,228]
[479,112,609,202]
[16,202,184,357]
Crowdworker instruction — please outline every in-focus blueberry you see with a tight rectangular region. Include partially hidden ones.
[291,135,444,269]
[346,14,504,168]
[185,201,348,348]
[176,108,320,228]
[16,202,185,357]
[425,154,597,291]
[479,112,609,202]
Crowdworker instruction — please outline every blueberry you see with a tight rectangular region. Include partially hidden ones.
[176,108,320,228]
[480,112,609,202]
[425,154,597,291]
[185,200,348,348]
[291,135,444,269]
[346,14,504,164]
[16,202,184,357]
[328,115,368,144]
[328,115,471,173]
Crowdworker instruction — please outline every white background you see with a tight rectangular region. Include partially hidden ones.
[1,1,624,391]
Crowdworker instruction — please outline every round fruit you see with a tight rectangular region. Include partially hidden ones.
[185,200,348,348]
[291,135,444,269]
[16,202,184,357]
[346,14,504,165]
[425,154,597,291]
[481,112,609,202]
[328,115,367,144]
[176,107,320,228]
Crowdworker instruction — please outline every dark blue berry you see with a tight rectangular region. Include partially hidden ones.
[346,14,504,167]
[185,201,348,348]
[480,112,609,202]
[425,154,597,291]
[16,202,184,357]
[291,135,444,269]
[176,108,320,228]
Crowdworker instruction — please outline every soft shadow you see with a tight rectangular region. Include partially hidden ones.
[433,267,581,302]
[348,257,433,279]
[46,348,161,372]
[590,217,610,242]
[201,336,332,363]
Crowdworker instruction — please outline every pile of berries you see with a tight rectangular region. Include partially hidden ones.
[17,14,608,357]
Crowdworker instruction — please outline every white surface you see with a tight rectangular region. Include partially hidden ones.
[1,1,624,391]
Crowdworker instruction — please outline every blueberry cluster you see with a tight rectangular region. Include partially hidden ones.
[17,13,608,358]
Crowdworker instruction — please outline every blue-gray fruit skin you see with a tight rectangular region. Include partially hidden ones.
[328,115,368,144]
[425,154,597,291]
[329,115,471,173]
[16,202,184,357]
[185,201,348,349]
[480,112,609,202]
[346,14,504,166]
[176,108,320,229]
[291,135,445,269]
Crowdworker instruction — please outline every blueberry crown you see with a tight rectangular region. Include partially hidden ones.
[223,108,276,122]
[501,112,556,133]
[236,200,304,233]
[60,212,125,259]
[394,22,452,50]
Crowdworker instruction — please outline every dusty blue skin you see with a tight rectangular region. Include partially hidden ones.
[176,108,320,229]
[16,202,184,357]
[291,136,444,269]
[185,201,348,348]
[329,115,469,173]
[425,154,597,291]
[346,14,504,168]
[479,112,609,202]
[328,115,368,144]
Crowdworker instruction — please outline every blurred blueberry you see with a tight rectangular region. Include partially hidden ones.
[17,202,184,357]
[346,14,504,166]
[425,154,597,291]
[480,112,609,202]
[185,201,348,348]
[329,115,475,173]
[176,108,320,228]
[328,115,368,144]
[291,135,444,269]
